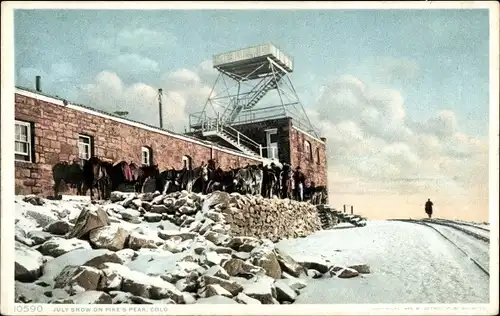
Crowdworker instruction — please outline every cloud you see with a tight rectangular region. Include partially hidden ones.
[75,60,217,133]
[109,54,160,76]
[309,74,488,203]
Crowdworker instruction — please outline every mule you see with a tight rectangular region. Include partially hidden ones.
[81,157,111,200]
[52,159,85,199]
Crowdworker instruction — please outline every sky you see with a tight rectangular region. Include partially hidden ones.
[13,6,493,222]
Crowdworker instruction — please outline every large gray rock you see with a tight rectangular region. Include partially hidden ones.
[82,252,123,269]
[38,237,91,258]
[241,275,277,304]
[275,249,304,277]
[67,205,110,239]
[54,291,112,304]
[234,292,262,304]
[53,265,102,295]
[15,241,44,282]
[89,225,130,251]
[43,220,72,235]
[222,259,266,278]
[195,295,238,304]
[198,275,243,296]
[27,231,53,246]
[274,280,297,302]
[128,232,162,250]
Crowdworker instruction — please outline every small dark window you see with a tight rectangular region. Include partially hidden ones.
[316,148,321,164]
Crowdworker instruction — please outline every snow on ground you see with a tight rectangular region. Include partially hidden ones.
[276,220,490,304]
[14,195,491,305]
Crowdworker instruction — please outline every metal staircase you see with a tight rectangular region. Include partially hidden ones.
[224,72,284,125]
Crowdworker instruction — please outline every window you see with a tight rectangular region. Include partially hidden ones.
[141,147,151,166]
[78,135,92,161]
[304,140,312,160]
[15,120,33,162]
[182,155,192,170]
[316,148,321,164]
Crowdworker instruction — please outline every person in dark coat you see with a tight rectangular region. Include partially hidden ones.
[425,198,434,219]
[293,166,306,201]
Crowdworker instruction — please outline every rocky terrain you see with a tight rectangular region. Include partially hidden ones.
[15,191,370,305]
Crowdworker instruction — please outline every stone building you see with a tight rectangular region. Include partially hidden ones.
[14,85,328,197]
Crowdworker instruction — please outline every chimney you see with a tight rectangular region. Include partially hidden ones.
[35,76,42,92]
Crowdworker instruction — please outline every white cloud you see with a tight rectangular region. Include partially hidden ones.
[75,60,217,133]
[310,74,488,202]
[108,54,160,76]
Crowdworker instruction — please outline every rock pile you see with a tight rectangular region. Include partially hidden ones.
[14,191,370,305]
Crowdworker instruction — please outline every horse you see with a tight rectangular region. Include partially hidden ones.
[52,159,85,199]
[81,157,111,200]
[135,164,160,193]
[280,165,294,199]
[262,166,278,198]
[158,167,183,194]
[233,164,262,195]
[177,162,210,193]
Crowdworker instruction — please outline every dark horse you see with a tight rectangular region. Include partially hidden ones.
[177,162,210,193]
[52,159,85,199]
[135,164,161,193]
[82,157,112,200]
[158,167,183,194]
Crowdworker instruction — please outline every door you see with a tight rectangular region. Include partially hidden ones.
[266,129,279,160]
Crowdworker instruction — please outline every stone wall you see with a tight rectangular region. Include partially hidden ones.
[289,126,328,187]
[220,194,323,242]
[14,91,260,196]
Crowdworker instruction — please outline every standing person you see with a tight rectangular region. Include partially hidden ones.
[425,198,434,219]
[294,166,306,201]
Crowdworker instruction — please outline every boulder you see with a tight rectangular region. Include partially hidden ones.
[54,291,112,304]
[67,206,109,239]
[89,225,130,251]
[15,226,33,246]
[195,295,238,304]
[226,236,262,252]
[299,259,329,274]
[234,292,262,304]
[43,220,72,235]
[281,274,307,291]
[149,205,169,214]
[23,195,45,206]
[251,244,282,279]
[198,275,243,296]
[128,232,161,250]
[204,231,231,246]
[222,259,266,278]
[336,267,360,279]
[38,237,91,258]
[202,284,233,298]
[82,252,123,269]
[115,249,136,264]
[53,265,102,294]
[274,280,297,302]
[119,208,141,223]
[348,264,371,274]
[204,265,230,280]
[158,230,198,242]
[27,231,54,245]
[275,249,304,277]
[241,276,277,304]
[144,212,163,223]
[15,241,44,282]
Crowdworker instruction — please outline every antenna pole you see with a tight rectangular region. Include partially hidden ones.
[158,88,163,129]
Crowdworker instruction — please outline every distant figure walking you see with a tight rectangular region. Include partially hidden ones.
[425,198,434,219]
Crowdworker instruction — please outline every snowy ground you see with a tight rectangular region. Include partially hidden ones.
[13,195,492,305]
[277,220,490,304]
